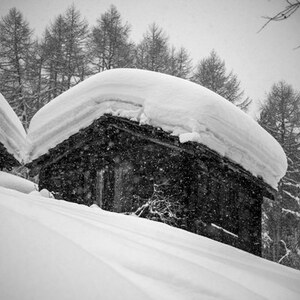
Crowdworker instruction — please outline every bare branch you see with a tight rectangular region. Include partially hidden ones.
[278,240,291,264]
[258,0,300,33]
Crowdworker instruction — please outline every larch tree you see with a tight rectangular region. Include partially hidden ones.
[259,81,300,269]
[0,8,33,128]
[42,14,67,100]
[192,50,251,110]
[42,5,89,100]
[135,23,170,73]
[63,5,89,88]
[167,46,193,79]
[88,5,134,73]
[25,39,48,119]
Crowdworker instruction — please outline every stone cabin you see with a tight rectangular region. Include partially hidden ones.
[25,69,287,257]
[0,142,20,170]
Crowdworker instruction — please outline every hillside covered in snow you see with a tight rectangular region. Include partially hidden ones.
[0,187,299,300]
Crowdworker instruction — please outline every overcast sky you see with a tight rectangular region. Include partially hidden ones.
[1,0,299,115]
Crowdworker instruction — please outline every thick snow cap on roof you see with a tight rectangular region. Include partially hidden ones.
[0,171,37,194]
[25,69,287,189]
[0,93,26,163]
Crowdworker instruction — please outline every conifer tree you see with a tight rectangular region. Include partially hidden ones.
[259,81,300,269]
[42,5,89,100]
[89,5,134,72]
[0,8,33,128]
[42,14,67,99]
[25,39,48,119]
[192,50,251,110]
[135,23,170,73]
[168,46,192,79]
[63,5,89,88]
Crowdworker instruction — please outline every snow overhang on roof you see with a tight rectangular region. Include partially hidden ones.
[0,93,26,164]
[25,68,287,189]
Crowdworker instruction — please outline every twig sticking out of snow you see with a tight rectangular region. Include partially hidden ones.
[278,239,291,264]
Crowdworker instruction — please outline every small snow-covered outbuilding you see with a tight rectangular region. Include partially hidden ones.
[0,94,26,170]
[25,69,287,256]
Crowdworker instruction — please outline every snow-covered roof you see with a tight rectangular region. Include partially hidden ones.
[0,171,37,194]
[0,187,299,300]
[25,69,287,189]
[0,93,26,163]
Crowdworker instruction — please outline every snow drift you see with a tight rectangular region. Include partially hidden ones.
[0,187,299,300]
[0,171,37,194]
[0,93,26,163]
[25,69,287,188]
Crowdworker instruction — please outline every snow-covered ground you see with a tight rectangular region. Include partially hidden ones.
[25,69,287,189]
[0,93,26,163]
[1,187,299,300]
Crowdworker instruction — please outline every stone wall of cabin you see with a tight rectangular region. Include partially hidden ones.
[0,142,19,170]
[37,115,263,256]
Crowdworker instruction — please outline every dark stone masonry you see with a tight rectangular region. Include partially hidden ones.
[28,114,275,256]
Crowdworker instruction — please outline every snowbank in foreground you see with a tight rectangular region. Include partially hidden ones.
[25,69,286,189]
[0,187,299,300]
[0,93,26,163]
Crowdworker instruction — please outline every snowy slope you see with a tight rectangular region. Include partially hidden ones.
[25,69,287,188]
[0,171,37,194]
[0,187,299,300]
[0,93,26,163]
